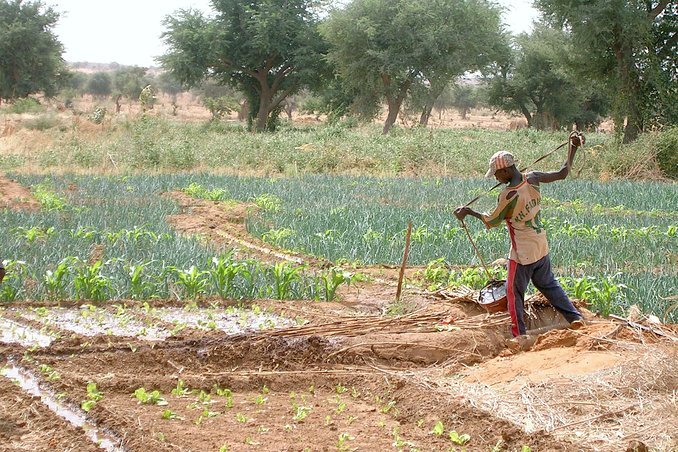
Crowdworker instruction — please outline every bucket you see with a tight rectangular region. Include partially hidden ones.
[478,279,508,313]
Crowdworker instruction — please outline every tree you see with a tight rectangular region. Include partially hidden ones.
[0,0,65,103]
[85,72,113,98]
[451,84,478,120]
[160,0,329,132]
[112,66,150,100]
[486,25,608,130]
[536,0,676,142]
[322,0,504,133]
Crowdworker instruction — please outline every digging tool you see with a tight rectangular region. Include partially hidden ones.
[457,131,585,313]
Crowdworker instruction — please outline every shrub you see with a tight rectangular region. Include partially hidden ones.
[6,97,43,114]
[24,113,60,131]
[655,126,678,179]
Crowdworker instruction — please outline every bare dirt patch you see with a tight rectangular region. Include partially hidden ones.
[0,174,39,211]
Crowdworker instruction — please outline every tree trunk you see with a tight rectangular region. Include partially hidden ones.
[383,97,402,134]
[419,80,446,126]
[419,103,434,126]
[519,104,533,128]
[382,77,412,134]
[254,79,272,132]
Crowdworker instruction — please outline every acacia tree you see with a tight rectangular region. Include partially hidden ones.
[0,0,65,103]
[160,0,328,132]
[486,25,609,130]
[536,0,676,142]
[322,0,504,133]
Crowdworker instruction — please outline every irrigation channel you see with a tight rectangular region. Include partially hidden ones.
[0,192,675,451]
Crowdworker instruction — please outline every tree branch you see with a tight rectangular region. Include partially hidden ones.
[649,0,669,19]
[270,86,295,112]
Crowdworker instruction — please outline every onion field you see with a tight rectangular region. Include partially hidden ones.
[2,173,676,321]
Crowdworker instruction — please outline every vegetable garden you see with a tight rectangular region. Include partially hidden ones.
[0,123,676,451]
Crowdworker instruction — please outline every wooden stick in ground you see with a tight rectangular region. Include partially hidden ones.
[395,220,413,302]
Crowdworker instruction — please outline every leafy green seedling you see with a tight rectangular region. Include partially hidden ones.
[431,420,445,436]
[235,413,248,423]
[161,409,183,420]
[172,380,190,396]
[133,388,168,405]
[335,383,347,394]
[449,431,471,445]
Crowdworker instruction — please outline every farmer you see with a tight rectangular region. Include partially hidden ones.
[454,133,585,337]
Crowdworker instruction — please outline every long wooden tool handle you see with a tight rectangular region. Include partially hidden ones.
[464,140,569,208]
[460,219,492,281]
[395,220,413,302]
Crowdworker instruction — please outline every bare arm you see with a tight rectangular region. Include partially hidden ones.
[529,133,583,184]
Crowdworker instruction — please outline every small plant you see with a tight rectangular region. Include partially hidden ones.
[73,260,111,301]
[235,413,248,423]
[172,379,190,396]
[449,431,471,446]
[380,400,396,414]
[254,193,283,212]
[133,388,168,405]
[81,382,103,412]
[174,266,210,299]
[337,432,354,451]
[430,420,445,436]
[161,409,182,420]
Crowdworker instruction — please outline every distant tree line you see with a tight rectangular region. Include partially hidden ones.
[0,0,675,142]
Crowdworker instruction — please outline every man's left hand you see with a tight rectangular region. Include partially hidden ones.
[454,207,469,221]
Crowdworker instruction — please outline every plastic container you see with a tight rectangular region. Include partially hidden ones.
[478,279,508,313]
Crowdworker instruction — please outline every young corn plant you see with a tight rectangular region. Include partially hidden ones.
[319,267,352,302]
[43,257,74,300]
[73,260,111,301]
[210,255,242,298]
[0,260,28,302]
[271,262,303,300]
[174,266,210,299]
[126,262,155,300]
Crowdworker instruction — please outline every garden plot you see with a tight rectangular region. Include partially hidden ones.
[14,304,296,342]
[0,315,53,347]
[150,306,297,335]
[15,327,576,452]
[20,305,171,341]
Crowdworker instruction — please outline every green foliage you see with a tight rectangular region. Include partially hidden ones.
[202,96,239,121]
[5,97,42,113]
[133,387,168,405]
[113,66,150,100]
[182,182,230,201]
[81,381,103,412]
[160,0,329,131]
[322,0,504,132]
[654,126,678,179]
[85,72,113,97]
[88,106,106,125]
[486,25,608,130]
[536,0,676,142]
[0,0,65,101]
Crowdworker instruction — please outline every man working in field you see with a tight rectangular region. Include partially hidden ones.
[454,133,585,337]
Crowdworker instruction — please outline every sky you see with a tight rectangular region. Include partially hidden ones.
[51,0,540,67]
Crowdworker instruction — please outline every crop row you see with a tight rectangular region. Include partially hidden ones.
[4,174,675,320]
[0,256,353,303]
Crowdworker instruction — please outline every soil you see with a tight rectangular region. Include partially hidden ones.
[0,176,675,452]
